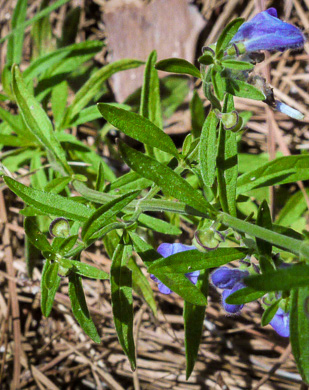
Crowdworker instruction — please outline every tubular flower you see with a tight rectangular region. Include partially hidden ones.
[269,308,290,337]
[222,282,246,314]
[150,243,199,295]
[231,8,305,53]
[211,267,249,314]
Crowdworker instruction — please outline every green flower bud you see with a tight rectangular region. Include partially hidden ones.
[49,217,70,238]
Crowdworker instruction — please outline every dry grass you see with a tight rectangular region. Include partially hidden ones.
[1,0,309,389]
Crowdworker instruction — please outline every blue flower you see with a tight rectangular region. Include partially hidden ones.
[211,267,249,314]
[231,8,305,52]
[222,282,246,314]
[150,243,199,295]
[211,266,249,289]
[269,308,290,337]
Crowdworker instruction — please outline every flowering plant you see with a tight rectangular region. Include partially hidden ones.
[1,4,309,387]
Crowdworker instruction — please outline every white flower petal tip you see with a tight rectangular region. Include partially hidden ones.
[275,100,304,120]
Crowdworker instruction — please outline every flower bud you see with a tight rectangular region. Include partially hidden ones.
[49,217,70,238]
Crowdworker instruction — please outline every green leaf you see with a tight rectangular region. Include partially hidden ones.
[98,104,179,159]
[0,0,72,45]
[111,242,136,370]
[44,176,71,194]
[140,50,162,129]
[155,58,201,78]
[81,190,139,242]
[221,78,265,100]
[6,0,27,66]
[190,90,205,138]
[261,300,281,326]
[64,59,144,125]
[237,155,309,194]
[25,234,40,279]
[64,259,109,280]
[24,217,53,253]
[211,68,224,100]
[148,248,249,274]
[152,271,208,306]
[256,200,272,259]
[244,265,309,292]
[276,189,309,227]
[52,80,68,130]
[68,273,101,343]
[41,259,61,317]
[215,18,244,55]
[290,287,309,384]
[222,60,254,71]
[127,257,157,316]
[184,270,208,379]
[199,111,219,187]
[138,213,181,235]
[12,65,71,175]
[5,176,92,222]
[225,287,265,304]
[217,94,238,216]
[118,140,213,215]
[24,41,103,81]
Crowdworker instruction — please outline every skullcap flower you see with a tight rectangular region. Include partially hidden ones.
[211,266,249,289]
[211,267,249,314]
[269,308,290,337]
[231,8,305,52]
[222,282,246,314]
[150,243,199,295]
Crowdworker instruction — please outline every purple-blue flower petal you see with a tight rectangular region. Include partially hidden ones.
[231,8,305,52]
[211,267,249,289]
[186,270,200,285]
[157,282,172,295]
[269,308,290,337]
[222,282,245,314]
[151,243,198,295]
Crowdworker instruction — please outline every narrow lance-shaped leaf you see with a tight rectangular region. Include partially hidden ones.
[12,65,71,175]
[225,287,266,305]
[41,259,61,317]
[140,50,162,129]
[111,241,136,370]
[256,200,273,265]
[148,247,249,274]
[217,94,238,216]
[215,18,244,55]
[64,59,144,125]
[98,104,179,159]
[68,273,101,343]
[244,265,309,292]
[190,90,205,138]
[155,58,201,78]
[221,78,265,101]
[118,140,213,215]
[127,257,157,316]
[6,0,27,66]
[199,111,219,187]
[24,216,54,253]
[81,190,140,242]
[184,270,209,379]
[261,300,281,327]
[61,258,109,280]
[0,0,72,45]
[5,176,92,222]
[237,155,309,194]
[290,287,309,384]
